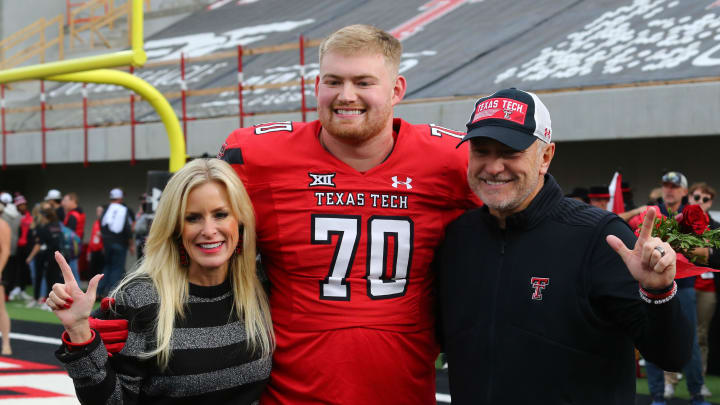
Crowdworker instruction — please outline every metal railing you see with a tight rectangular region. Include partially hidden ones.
[0,36,321,169]
[0,0,185,172]
[0,15,65,70]
[69,0,150,49]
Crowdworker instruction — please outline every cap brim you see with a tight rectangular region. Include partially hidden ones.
[458,125,536,151]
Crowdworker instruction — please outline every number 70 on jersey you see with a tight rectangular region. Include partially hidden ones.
[311,214,414,301]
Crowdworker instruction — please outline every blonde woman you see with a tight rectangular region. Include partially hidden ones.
[47,158,273,404]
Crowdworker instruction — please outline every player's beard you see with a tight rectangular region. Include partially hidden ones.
[320,101,393,145]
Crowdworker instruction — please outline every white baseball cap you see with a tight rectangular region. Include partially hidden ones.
[109,188,124,199]
[45,189,62,201]
[0,192,11,205]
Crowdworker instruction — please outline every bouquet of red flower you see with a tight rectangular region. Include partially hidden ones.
[637,204,720,261]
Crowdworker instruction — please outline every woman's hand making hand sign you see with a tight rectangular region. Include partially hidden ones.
[46,251,104,343]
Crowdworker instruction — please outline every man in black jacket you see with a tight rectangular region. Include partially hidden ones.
[436,88,693,405]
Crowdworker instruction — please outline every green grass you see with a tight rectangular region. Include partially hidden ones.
[6,300,63,324]
[437,354,720,401]
[4,285,100,325]
[637,372,720,402]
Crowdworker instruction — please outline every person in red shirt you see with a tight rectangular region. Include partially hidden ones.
[62,193,86,240]
[61,192,86,282]
[86,206,105,280]
[689,182,719,397]
[217,25,480,404]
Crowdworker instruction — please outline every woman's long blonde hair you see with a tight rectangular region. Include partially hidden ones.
[112,158,273,370]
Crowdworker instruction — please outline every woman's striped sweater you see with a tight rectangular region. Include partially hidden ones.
[55,277,271,404]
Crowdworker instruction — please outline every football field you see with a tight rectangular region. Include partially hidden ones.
[0,315,716,405]
[0,320,78,404]
[1,317,455,404]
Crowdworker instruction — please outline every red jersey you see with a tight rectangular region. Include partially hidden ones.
[221,119,480,404]
[64,209,86,240]
[695,272,715,292]
[88,219,103,252]
[18,211,32,247]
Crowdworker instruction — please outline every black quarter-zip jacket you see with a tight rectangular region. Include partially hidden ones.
[436,174,692,405]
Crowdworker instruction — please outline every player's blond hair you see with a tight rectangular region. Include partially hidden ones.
[319,24,402,76]
[111,158,273,370]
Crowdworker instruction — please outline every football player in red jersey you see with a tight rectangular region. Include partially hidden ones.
[89,24,480,404]
[219,25,480,404]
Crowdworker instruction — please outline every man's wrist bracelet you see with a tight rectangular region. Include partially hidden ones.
[639,281,677,304]
[642,282,674,296]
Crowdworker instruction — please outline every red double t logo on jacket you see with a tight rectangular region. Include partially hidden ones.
[530,277,550,301]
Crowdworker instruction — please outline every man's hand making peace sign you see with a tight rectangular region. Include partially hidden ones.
[606,208,676,289]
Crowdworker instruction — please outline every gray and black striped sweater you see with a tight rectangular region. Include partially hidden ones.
[55,277,271,404]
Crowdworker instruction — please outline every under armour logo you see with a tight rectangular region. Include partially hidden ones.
[309,173,336,187]
[503,109,513,119]
[530,277,550,301]
[391,176,413,189]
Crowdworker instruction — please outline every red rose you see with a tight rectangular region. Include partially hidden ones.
[680,204,709,235]
[629,206,663,236]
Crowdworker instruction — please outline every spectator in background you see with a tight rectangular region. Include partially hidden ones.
[0,193,20,302]
[658,171,689,215]
[44,189,64,223]
[25,205,65,311]
[586,182,643,220]
[87,206,104,280]
[9,195,32,302]
[134,194,154,261]
[0,200,12,355]
[25,204,47,307]
[622,181,637,211]
[648,187,663,205]
[638,171,707,405]
[689,182,719,231]
[688,182,720,398]
[617,181,651,222]
[566,187,590,203]
[98,188,134,298]
[587,185,610,209]
[61,192,85,281]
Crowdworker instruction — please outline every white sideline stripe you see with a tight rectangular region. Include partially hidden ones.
[436,393,451,403]
[207,0,233,10]
[7,332,62,345]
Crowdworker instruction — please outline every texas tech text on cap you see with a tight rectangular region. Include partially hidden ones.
[459,88,552,151]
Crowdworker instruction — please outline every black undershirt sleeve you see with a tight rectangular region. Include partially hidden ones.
[66,216,77,233]
[588,218,692,372]
[708,247,720,269]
